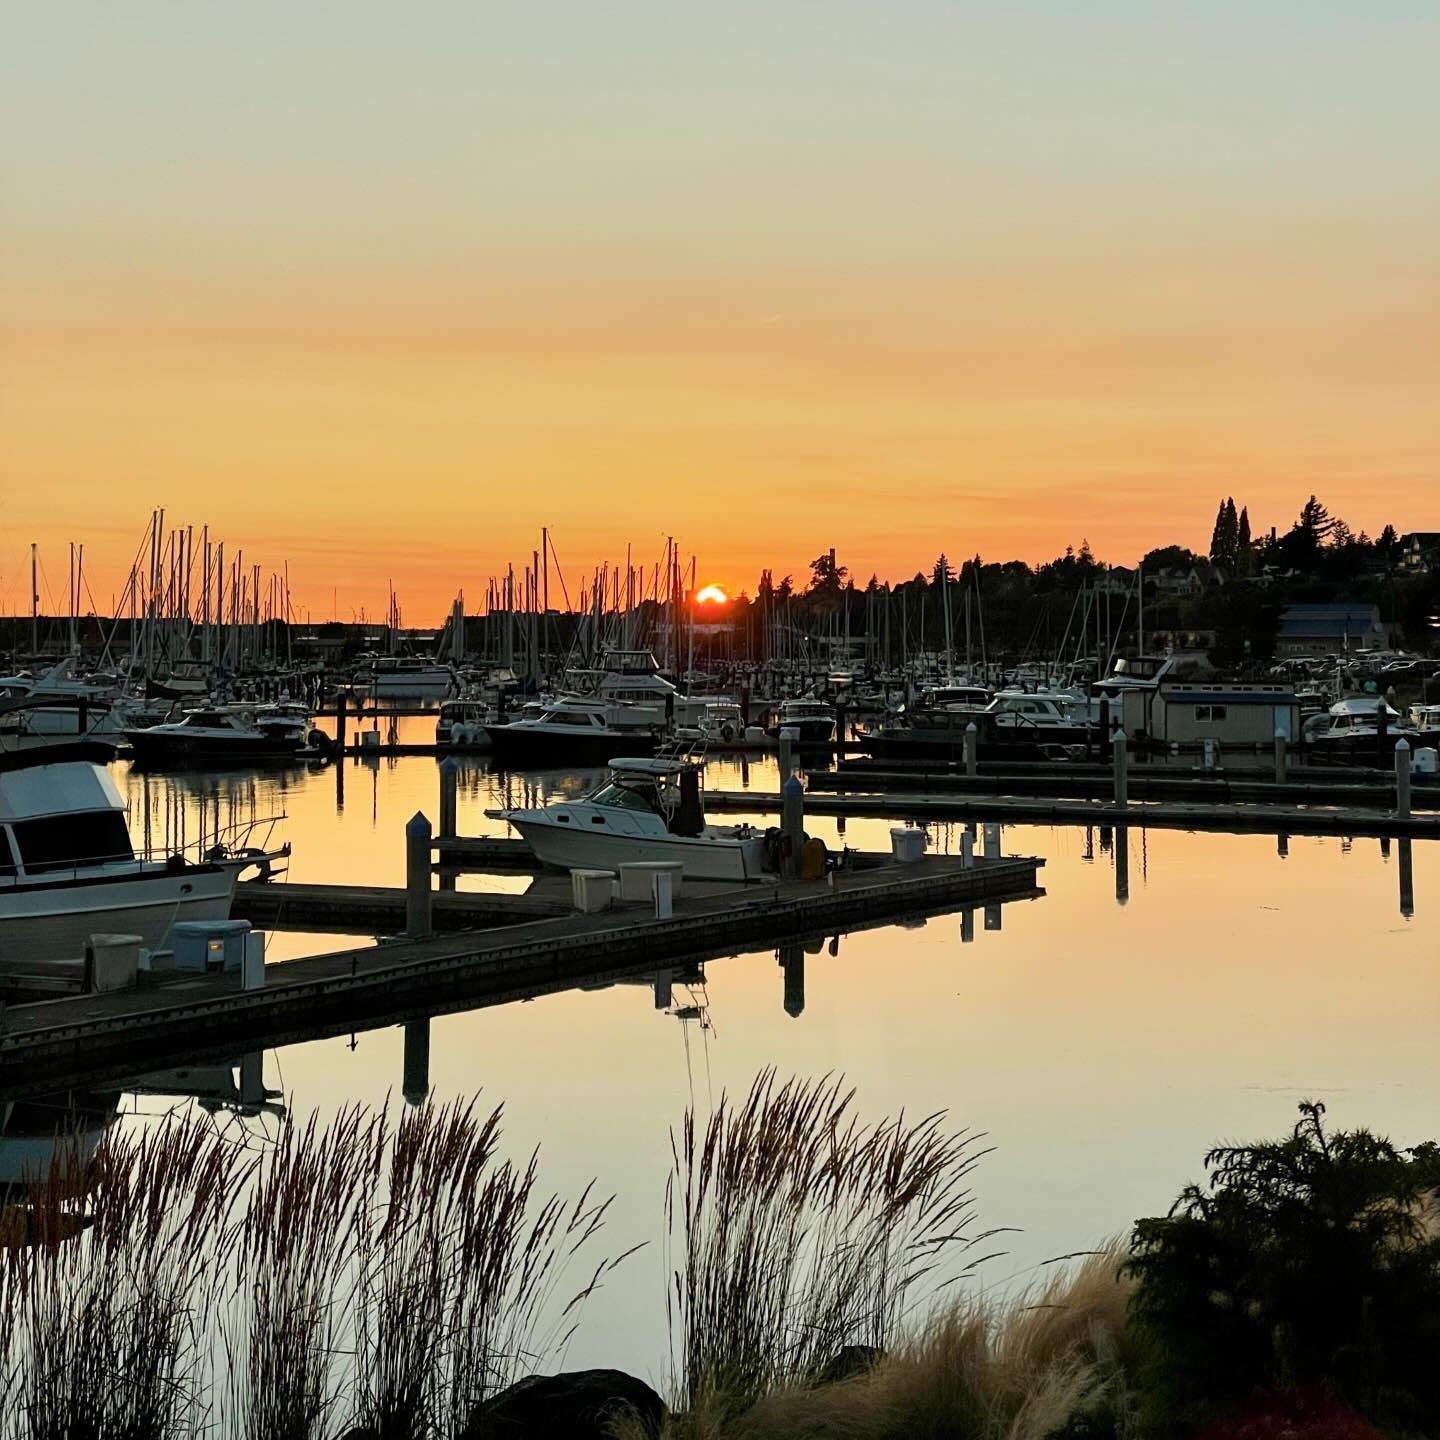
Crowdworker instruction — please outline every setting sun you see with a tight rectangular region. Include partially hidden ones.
[694,584,729,605]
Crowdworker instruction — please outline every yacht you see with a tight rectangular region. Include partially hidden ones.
[124,702,320,765]
[492,758,770,881]
[766,696,837,745]
[484,698,662,768]
[0,744,285,970]
[364,657,457,697]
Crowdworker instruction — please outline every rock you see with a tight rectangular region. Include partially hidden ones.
[464,1369,667,1440]
[813,1345,884,1386]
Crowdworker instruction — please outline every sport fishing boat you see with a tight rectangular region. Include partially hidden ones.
[491,757,770,881]
[484,698,662,767]
[765,696,837,745]
[124,702,321,765]
[0,744,287,970]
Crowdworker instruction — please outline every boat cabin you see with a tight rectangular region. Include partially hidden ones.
[584,759,706,834]
[0,752,134,880]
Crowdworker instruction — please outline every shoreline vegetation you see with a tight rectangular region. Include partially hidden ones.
[0,1080,1435,1439]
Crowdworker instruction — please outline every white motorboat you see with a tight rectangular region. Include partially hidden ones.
[0,744,286,970]
[365,657,457,697]
[765,696,837,744]
[435,698,499,749]
[484,698,662,767]
[492,758,771,882]
[675,701,746,745]
[1303,696,1423,756]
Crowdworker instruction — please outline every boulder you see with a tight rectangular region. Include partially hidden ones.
[813,1345,884,1386]
[464,1369,666,1440]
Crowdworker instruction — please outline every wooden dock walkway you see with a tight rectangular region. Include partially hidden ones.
[0,855,1043,1096]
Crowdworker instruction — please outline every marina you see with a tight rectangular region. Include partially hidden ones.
[4,4,1439,1419]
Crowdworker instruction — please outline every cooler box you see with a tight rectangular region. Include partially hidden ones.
[889,827,926,863]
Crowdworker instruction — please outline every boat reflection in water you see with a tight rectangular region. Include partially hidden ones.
[0,1052,283,1251]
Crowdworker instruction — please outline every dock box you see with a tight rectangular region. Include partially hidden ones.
[170,919,253,973]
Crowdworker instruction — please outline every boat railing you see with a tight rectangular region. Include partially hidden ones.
[1,813,290,888]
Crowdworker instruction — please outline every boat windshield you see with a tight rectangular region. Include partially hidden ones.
[589,780,661,813]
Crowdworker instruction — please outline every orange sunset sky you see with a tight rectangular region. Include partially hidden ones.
[2,2,1436,623]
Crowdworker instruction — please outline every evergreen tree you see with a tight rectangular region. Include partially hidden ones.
[1236,506,1252,575]
[1221,498,1239,570]
[931,554,955,585]
[1209,501,1228,567]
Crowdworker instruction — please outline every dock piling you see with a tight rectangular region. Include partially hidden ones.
[1395,738,1412,819]
[960,827,974,869]
[782,775,805,880]
[1113,729,1129,808]
[405,812,434,939]
[439,756,459,840]
[964,722,978,777]
[778,728,796,787]
[1399,837,1414,918]
[1273,729,1288,785]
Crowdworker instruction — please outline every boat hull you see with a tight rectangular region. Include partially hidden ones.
[506,818,767,881]
[0,865,238,968]
[765,720,836,745]
[124,730,309,766]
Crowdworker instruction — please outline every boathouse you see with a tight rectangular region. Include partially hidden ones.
[1120,682,1301,748]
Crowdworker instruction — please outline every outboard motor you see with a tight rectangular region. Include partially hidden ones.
[671,766,705,837]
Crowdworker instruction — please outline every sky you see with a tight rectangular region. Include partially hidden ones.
[2,1,1436,622]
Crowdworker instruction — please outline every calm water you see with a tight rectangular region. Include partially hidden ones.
[57,725,1440,1379]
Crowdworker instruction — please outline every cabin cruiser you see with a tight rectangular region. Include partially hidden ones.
[484,698,662,767]
[124,702,321,765]
[1303,697,1433,757]
[364,656,457,697]
[0,744,286,970]
[676,701,747,746]
[492,758,770,881]
[435,698,510,749]
[766,697,837,745]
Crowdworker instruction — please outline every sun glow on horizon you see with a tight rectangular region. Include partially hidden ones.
[694,584,729,605]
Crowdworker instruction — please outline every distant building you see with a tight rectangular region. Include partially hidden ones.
[1276,604,1387,659]
[1398,532,1440,576]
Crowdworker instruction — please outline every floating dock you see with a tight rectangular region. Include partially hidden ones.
[698,789,1440,839]
[0,854,1043,1096]
[232,882,566,932]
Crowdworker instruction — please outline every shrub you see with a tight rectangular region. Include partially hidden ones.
[1124,1101,1440,1431]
